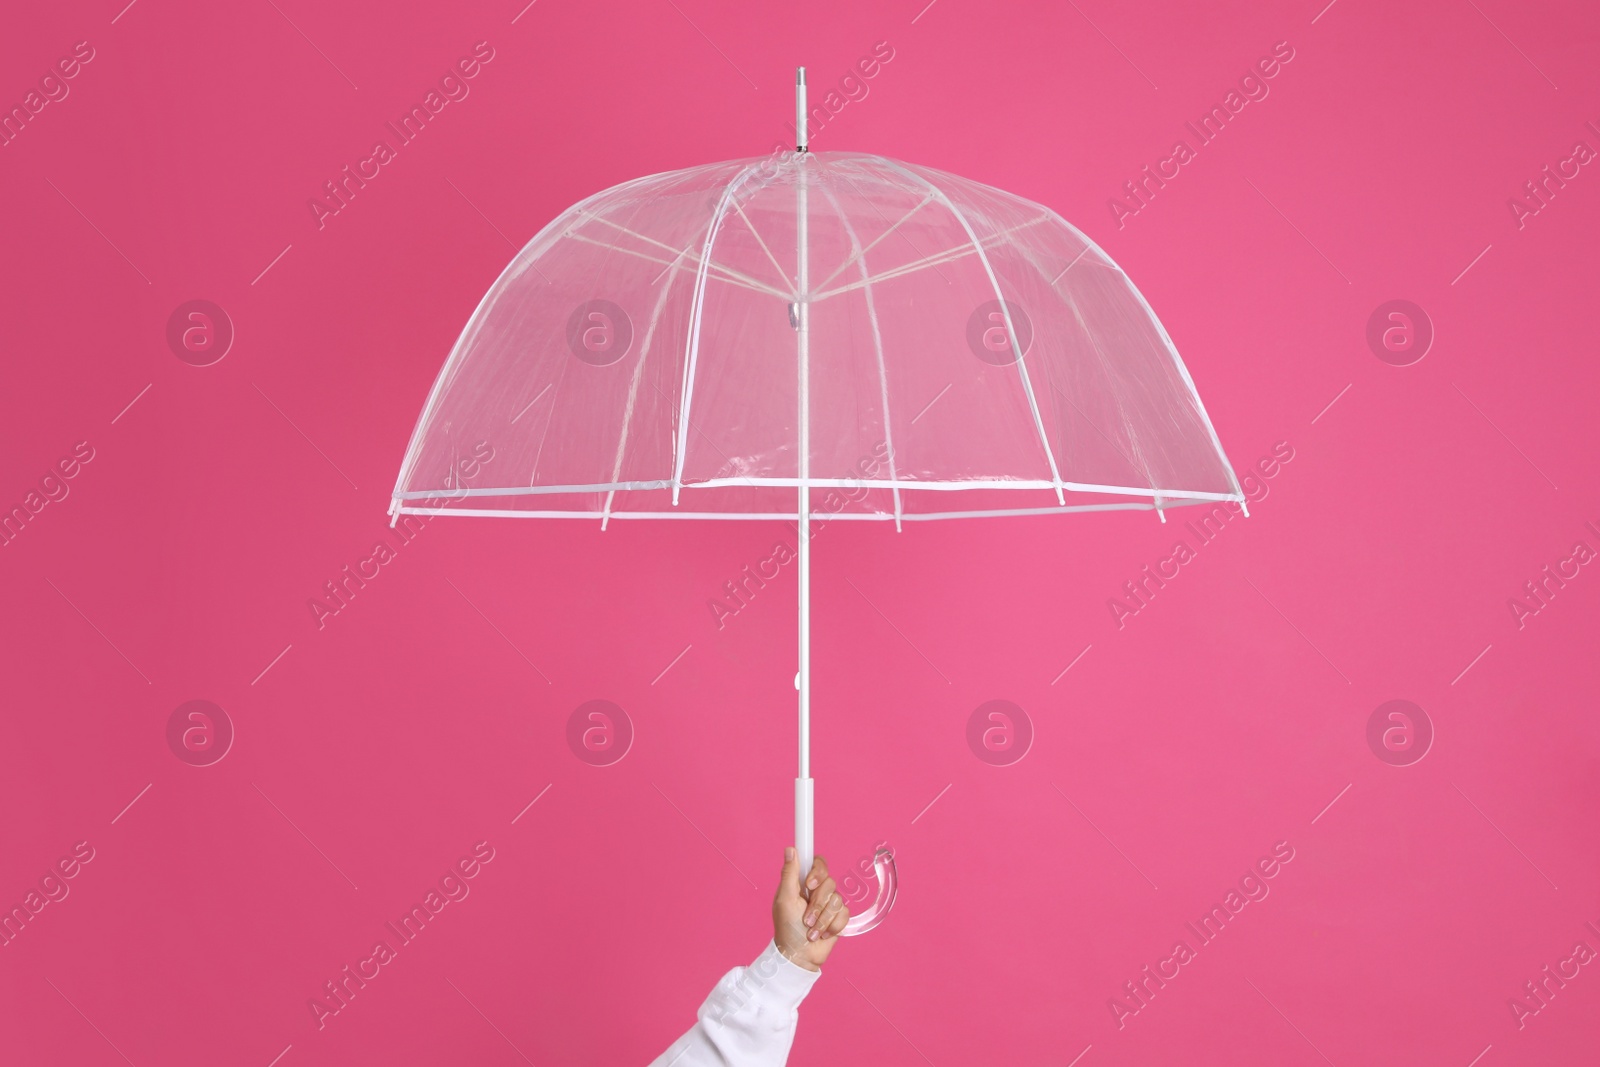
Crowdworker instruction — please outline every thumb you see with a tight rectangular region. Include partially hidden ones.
[778,846,802,900]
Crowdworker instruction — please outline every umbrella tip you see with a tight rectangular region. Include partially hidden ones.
[796,67,808,153]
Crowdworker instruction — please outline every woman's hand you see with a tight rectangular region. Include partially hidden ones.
[772,847,849,971]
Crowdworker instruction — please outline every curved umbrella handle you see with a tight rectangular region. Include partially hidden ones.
[839,848,898,937]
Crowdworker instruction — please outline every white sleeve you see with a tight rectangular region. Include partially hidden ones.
[649,940,822,1067]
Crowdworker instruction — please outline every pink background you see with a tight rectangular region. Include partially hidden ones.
[2,0,1598,1064]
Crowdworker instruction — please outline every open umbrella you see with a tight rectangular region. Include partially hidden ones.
[391,69,1245,934]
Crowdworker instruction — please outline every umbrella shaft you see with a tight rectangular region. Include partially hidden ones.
[796,108,813,877]
[796,132,811,782]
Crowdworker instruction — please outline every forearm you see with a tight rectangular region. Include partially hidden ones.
[649,940,821,1067]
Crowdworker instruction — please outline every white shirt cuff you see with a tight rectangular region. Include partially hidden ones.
[742,940,822,1012]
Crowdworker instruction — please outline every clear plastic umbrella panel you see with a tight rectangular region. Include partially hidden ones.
[392,71,1244,935]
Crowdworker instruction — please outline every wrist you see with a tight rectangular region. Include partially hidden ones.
[774,938,820,971]
[738,939,823,1015]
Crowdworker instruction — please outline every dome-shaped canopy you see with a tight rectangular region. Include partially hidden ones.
[391,151,1243,525]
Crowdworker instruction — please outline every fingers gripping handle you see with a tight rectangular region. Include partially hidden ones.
[795,777,814,894]
[794,774,898,936]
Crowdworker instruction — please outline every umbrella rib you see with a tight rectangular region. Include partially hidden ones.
[1041,207,1247,505]
[674,161,769,503]
[817,178,903,529]
[875,159,1068,503]
[562,231,787,300]
[729,197,797,296]
[387,176,658,521]
[601,247,685,528]
[836,171,957,288]
[1050,378,1148,491]
[811,243,979,301]
[526,361,569,491]
[996,222,1160,498]
[811,191,935,293]
[648,377,750,481]
[576,210,701,258]
[1063,282,1159,498]
[810,214,1053,304]
[582,211,791,298]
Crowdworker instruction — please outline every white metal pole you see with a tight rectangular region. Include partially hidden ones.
[794,66,815,886]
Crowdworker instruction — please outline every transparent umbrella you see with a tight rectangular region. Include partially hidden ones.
[391,70,1245,935]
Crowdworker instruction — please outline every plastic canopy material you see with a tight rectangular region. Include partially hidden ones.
[391,150,1245,526]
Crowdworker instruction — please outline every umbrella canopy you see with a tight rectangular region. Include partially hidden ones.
[391,150,1244,525]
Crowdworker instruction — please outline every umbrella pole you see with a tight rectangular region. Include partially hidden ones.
[794,66,815,886]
